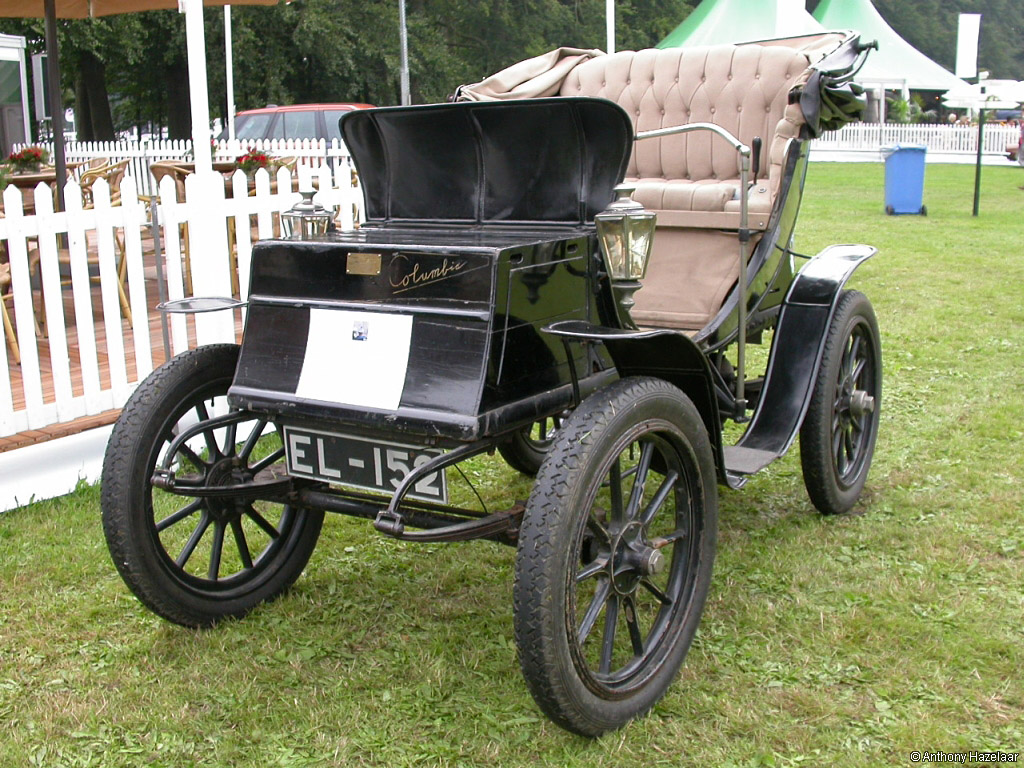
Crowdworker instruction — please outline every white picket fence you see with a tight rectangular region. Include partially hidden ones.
[0,161,363,510]
[811,122,1020,163]
[23,137,353,199]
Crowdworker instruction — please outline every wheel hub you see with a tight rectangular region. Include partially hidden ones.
[205,457,252,520]
[606,521,662,596]
[849,390,875,420]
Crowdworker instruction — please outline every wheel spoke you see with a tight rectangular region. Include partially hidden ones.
[175,511,211,568]
[175,441,207,472]
[836,430,849,475]
[251,446,285,474]
[230,518,254,569]
[850,357,867,388]
[577,579,610,645]
[624,596,645,657]
[207,521,225,580]
[155,499,204,533]
[640,578,673,605]
[599,595,620,674]
[847,335,862,374]
[246,506,281,539]
[608,458,624,522]
[194,401,220,459]
[639,471,678,528]
[238,419,268,460]
[576,557,608,583]
[652,527,688,547]
[624,441,655,521]
[222,420,238,457]
[586,515,611,543]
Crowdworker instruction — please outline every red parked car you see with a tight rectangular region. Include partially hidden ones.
[219,103,374,144]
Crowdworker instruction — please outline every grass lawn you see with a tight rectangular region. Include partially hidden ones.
[1,162,1022,767]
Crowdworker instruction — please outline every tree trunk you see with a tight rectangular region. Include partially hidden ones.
[166,64,191,140]
[74,74,95,142]
[76,52,116,141]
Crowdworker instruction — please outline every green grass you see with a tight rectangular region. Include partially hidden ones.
[2,163,1023,767]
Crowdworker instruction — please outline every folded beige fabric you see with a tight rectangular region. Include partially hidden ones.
[456,47,605,101]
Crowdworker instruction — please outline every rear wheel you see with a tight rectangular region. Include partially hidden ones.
[497,413,564,475]
[514,377,717,736]
[101,344,323,627]
[800,290,882,515]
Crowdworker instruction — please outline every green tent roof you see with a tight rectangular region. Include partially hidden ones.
[658,0,825,48]
[813,0,965,91]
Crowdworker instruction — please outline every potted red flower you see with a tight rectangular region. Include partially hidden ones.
[6,146,50,173]
[235,148,270,176]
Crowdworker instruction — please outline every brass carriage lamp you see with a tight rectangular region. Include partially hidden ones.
[595,185,656,327]
[282,190,335,237]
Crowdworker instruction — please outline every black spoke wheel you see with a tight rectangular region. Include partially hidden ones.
[800,290,882,515]
[497,413,565,475]
[101,344,323,627]
[514,377,717,736]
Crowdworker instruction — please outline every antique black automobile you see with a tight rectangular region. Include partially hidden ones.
[102,32,881,736]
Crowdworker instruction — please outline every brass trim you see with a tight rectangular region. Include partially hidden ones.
[347,252,382,276]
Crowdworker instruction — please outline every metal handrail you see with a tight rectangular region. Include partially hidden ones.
[634,122,753,414]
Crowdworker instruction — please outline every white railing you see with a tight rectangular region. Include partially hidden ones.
[19,138,353,199]
[0,162,363,446]
[811,122,1019,160]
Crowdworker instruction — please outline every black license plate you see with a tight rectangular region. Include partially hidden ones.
[283,427,447,503]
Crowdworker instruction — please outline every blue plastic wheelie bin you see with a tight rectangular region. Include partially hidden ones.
[882,144,927,215]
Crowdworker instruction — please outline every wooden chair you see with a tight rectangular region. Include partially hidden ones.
[79,159,130,208]
[28,160,135,330]
[0,261,19,364]
[148,161,193,294]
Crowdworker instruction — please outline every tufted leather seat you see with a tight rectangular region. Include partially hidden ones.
[559,45,812,216]
[556,43,819,330]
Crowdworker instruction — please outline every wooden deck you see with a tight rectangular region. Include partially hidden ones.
[1,258,242,454]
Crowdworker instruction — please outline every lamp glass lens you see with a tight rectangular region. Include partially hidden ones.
[597,217,626,279]
[626,215,656,279]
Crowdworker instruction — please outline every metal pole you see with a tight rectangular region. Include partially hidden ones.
[43,0,66,211]
[398,0,410,106]
[972,100,985,217]
[149,200,172,361]
[225,6,236,141]
[736,149,750,417]
[181,0,213,174]
[606,0,615,54]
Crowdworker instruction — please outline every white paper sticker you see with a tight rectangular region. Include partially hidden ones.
[295,309,413,410]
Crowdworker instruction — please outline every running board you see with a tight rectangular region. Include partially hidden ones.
[723,445,778,475]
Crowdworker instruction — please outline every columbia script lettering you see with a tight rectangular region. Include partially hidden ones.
[389,254,467,293]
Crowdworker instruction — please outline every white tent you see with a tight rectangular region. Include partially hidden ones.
[813,0,966,94]
[659,0,825,48]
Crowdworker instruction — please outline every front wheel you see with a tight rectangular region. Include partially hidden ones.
[799,290,882,515]
[101,344,323,627]
[514,377,717,736]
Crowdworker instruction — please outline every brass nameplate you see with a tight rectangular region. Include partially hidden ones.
[347,252,381,276]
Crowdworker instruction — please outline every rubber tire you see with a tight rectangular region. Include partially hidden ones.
[799,290,882,515]
[101,344,323,627]
[497,414,564,476]
[513,377,717,736]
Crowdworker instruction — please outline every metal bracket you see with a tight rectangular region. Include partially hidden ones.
[373,441,490,536]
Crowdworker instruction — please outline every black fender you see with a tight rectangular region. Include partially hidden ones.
[723,244,878,486]
[542,320,728,483]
